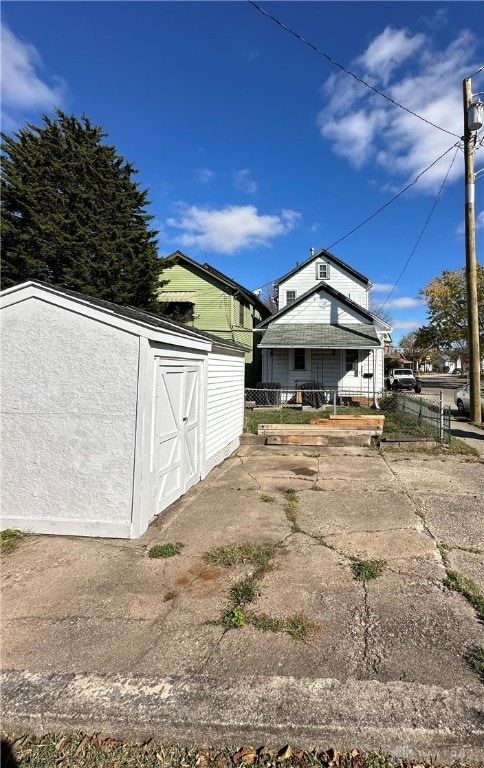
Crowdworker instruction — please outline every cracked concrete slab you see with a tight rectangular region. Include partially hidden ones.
[2,446,484,759]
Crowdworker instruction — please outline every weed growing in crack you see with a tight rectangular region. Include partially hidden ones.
[285,615,314,640]
[0,528,24,555]
[284,488,301,532]
[251,614,286,633]
[229,577,259,607]
[204,543,275,569]
[251,613,315,641]
[443,569,484,621]
[260,494,275,503]
[317,536,336,551]
[310,484,326,491]
[148,542,184,559]
[350,556,386,581]
[465,645,484,681]
[221,607,247,628]
[437,542,451,566]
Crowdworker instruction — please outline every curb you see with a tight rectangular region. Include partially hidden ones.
[2,670,483,761]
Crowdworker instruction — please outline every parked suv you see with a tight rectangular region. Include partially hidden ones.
[385,368,422,393]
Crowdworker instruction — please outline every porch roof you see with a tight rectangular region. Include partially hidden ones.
[259,323,381,349]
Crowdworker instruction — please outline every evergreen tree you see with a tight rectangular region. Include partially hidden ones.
[1,110,162,311]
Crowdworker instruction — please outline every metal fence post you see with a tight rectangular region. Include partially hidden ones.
[439,390,444,441]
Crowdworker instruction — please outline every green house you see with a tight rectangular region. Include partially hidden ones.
[158,251,271,385]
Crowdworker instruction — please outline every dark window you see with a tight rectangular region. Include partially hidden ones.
[294,349,305,370]
[286,290,297,305]
[345,350,358,376]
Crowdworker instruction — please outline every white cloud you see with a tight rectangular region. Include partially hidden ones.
[357,27,425,86]
[195,168,215,183]
[385,297,423,309]
[317,26,479,191]
[392,319,424,330]
[166,204,300,254]
[371,283,396,292]
[233,169,258,194]
[1,22,65,131]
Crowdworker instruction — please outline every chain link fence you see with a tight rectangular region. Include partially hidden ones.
[244,384,452,443]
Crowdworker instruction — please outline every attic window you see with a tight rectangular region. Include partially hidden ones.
[317,263,330,280]
[286,290,297,305]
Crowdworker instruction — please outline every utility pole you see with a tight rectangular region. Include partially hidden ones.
[463,76,482,423]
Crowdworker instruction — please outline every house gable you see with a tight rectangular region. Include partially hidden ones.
[276,248,371,310]
[159,251,270,325]
[257,282,378,330]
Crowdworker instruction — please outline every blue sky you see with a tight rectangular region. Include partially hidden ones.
[2,1,483,344]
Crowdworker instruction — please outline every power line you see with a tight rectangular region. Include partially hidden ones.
[326,142,460,251]
[376,144,460,313]
[254,141,461,293]
[248,0,461,140]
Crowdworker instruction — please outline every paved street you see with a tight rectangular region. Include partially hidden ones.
[416,373,484,455]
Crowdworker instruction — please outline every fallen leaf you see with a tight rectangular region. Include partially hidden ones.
[350,749,360,758]
[156,752,164,763]
[196,753,210,767]
[277,744,292,761]
[233,747,258,765]
[75,736,89,756]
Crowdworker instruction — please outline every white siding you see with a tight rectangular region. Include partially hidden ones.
[310,350,341,386]
[204,350,245,474]
[278,258,369,310]
[274,291,372,325]
[1,298,139,538]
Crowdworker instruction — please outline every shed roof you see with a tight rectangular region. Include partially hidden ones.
[259,323,381,349]
[1,281,249,353]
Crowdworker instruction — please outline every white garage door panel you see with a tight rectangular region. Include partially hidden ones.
[153,362,201,515]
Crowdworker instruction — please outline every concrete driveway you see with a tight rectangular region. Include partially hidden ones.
[2,445,484,759]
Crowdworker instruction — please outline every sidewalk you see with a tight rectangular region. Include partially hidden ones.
[2,446,484,759]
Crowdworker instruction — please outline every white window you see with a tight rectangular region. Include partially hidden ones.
[317,262,330,280]
[349,292,364,306]
[286,290,297,305]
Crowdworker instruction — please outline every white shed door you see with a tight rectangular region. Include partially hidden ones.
[153,363,201,515]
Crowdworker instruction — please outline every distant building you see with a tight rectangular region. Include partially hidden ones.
[158,251,271,385]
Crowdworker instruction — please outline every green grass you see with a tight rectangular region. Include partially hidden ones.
[250,614,286,633]
[4,732,484,767]
[203,543,275,569]
[443,569,484,621]
[0,529,24,555]
[251,613,315,641]
[148,542,184,559]
[244,405,478,455]
[220,606,247,628]
[260,494,275,503]
[350,556,386,581]
[465,645,484,681]
[310,484,326,492]
[228,577,259,607]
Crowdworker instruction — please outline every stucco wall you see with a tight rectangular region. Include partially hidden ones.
[1,298,140,537]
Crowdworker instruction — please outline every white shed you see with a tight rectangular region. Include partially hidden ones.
[0,281,246,539]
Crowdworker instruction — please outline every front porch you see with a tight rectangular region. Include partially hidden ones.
[259,346,384,392]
